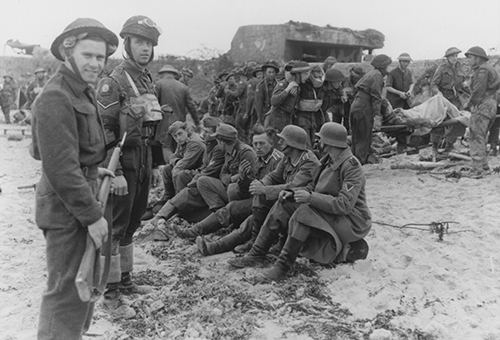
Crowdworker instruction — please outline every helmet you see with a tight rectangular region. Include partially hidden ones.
[371,54,392,69]
[276,125,308,151]
[284,60,311,74]
[252,65,263,77]
[323,56,337,65]
[397,53,412,62]
[350,66,365,76]
[50,18,118,61]
[181,67,194,78]
[444,47,461,58]
[315,122,348,148]
[158,64,180,76]
[325,68,345,82]
[262,60,280,72]
[120,15,161,46]
[465,46,488,60]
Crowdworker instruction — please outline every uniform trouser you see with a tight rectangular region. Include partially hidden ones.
[197,176,228,210]
[430,123,466,146]
[105,145,151,283]
[350,108,373,165]
[213,198,253,227]
[174,169,197,192]
[2,105,10,123]
[470,100,496,169]
[487,114,500,147]
[160,164,176,201]
[170,185,211,222]
[38,227,93,340]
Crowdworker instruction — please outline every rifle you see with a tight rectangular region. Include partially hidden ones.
[75,132,127,302]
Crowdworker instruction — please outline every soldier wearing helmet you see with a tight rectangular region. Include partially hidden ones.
[386,53,413,110]
[342,66,366,132]
[465,46,500,175]
[322,68,346,126]
[180,67,194,86]
[96,15,163,305]
[265,61,311,135]
[0,74,17,123]
[230,123,371,282]
[31,18,118,338]
[350,54,392,164]
[228,124,320,269]
[24,68,47,109]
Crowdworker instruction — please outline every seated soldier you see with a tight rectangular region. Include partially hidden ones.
[196,125,320,256]
[160,121,205,201]
[174,127,283,239]
[228,122,372,282]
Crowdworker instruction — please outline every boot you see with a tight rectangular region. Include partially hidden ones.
[345,239,369,263]
[196,236,219,256]
[174,213,220,239]
[120,272,153,295]
[260,237,303,282]
[103,282,121,308]
[233,239,253,253]
[227,224,278,268]
[443,141,454,154]
[156,201,177,221]
[268,233,286,256]
[234,210,265,253]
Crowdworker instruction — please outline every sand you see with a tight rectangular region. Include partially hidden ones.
[1,129,500,340]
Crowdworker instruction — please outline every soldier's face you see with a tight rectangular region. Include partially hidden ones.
[130,36,153,66]
[255,71,264,80]
[36,72,45,81]
[68,39,106,85]
[447,54,458,65]
[252,134,272,157]
[173,129,188,145]
[265,68,276,80]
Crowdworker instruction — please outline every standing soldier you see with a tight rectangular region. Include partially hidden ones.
[385,53,413,110]
[25,68,47,109]
[465,46,500,175]
[0,75,17,123]
[96,15,162,303]
[246,65,262,129]
[350,54,392,164]
[322,68,346,124]
[32,18,118,338]
[254,60,279,126]
[322,56,337,72]
[342,66,365,133]
[180,67,194,86]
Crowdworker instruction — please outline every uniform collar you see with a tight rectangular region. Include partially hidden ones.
[258,148,275,164]
[328,148,353,170]
[58,64,90,96]
[289,150,306,167]
[123,59,150,80]
[227,140,241,157]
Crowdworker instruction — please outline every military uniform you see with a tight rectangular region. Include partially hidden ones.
[321,84,344,124]
[468,61,499,171]
[246,77,261,127]
[0,80,17,123]
[386,66,413,109]
[350,69,384,164]
[431,61,465,108]
[96,58,160,285]
[265,80,298,133]
[293,79,324,145]
[254,78,277,125]
[25,78,47,109]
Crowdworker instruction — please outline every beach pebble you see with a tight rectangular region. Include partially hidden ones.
[369,328,393,340]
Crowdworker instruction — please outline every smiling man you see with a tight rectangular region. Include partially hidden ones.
[31,18,118,339]
[96,15,163,305]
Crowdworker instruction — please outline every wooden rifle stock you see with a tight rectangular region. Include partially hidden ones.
[75,133,127,302]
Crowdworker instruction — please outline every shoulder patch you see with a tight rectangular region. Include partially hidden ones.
[349,156,361,167]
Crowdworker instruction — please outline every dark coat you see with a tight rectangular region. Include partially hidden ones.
[265,79,298,132]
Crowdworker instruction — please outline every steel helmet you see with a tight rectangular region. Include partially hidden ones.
[276,125,308,151]
[262,60,280,73]
[397,53,412,62]
[371,54,392,69]
[444,47,461,58]
[158,64,180,76]
[315,122,348,148]
[465,46,488,60]
[325,68,345,82]
[181,67,194,78]
[120,15,161,46]
[50,18,118,61]
[284,60,311,74]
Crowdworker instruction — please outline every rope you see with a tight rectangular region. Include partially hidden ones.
[373,221,475,241]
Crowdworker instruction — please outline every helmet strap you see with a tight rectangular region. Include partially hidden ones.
[67,55,86,85]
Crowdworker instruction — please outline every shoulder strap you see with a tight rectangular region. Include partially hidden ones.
[124,71,140,97]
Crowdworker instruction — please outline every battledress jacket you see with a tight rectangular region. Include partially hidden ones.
[265,79,299,132]
[291,148,372,263]
[32,64,106,229]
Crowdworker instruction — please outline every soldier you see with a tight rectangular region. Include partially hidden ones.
[265,61,311,135]
[198,124,320,256]
[386,53,413,110]
[31,18,118,338]
[220,72,243,126]
[159,121,205,203]
[25,68,47,109]
[176,127,282,240]
[0,75,17,123]
[465,46,500,175]
[96,15,162,302]
[156,64,199,159]
[342,66,365,133]
[322,56,337,72]
[246,65,263,129]
[322,68,346,124]
[254,60,279,125]
[180,67,194,86]
[229,123,371,282]
[350,54,392,164]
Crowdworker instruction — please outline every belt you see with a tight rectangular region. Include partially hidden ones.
[81,165,98,179]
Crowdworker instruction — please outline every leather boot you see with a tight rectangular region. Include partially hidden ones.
[156,201,177,221]
[174,213,220,239]
[120,272,153,295]
[196,236,222,256]
[269,233,286,256]
[260,237,303,282]
[227,223,278,268]
[234,210,264,253]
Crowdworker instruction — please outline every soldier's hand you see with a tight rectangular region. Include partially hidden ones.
[278,190,293,202]
[373,115,382,132]
[151,168,161,188]
[249,180,266,195]
[97,167,115,179]
[88,216,108,249]
[110,175,128,196]
[293,189,311,203]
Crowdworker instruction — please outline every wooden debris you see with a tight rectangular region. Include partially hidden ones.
[390,160,447,170]
[448,152,472,161]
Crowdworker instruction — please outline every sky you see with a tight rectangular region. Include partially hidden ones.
[2,0,500,60]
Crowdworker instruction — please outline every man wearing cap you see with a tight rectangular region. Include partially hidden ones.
[350,54,392,164]
[465,46,500,175]
[220,72,244,126]
[31,18,118,338]
[266,61,311,134]
[156,64,199,159]
[176,126,283,240]
[386,53,413,110]
[24,68,47,110]
[200,125,319,256]
[322,68,346,125]
[96,15,162,301]
[0,75,17,123]
[230,123,371,281]
[342,66,365,133]
[254,60,280,125]
[246,65,263,129]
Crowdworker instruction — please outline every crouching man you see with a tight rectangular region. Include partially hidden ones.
[228,122,372,281]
